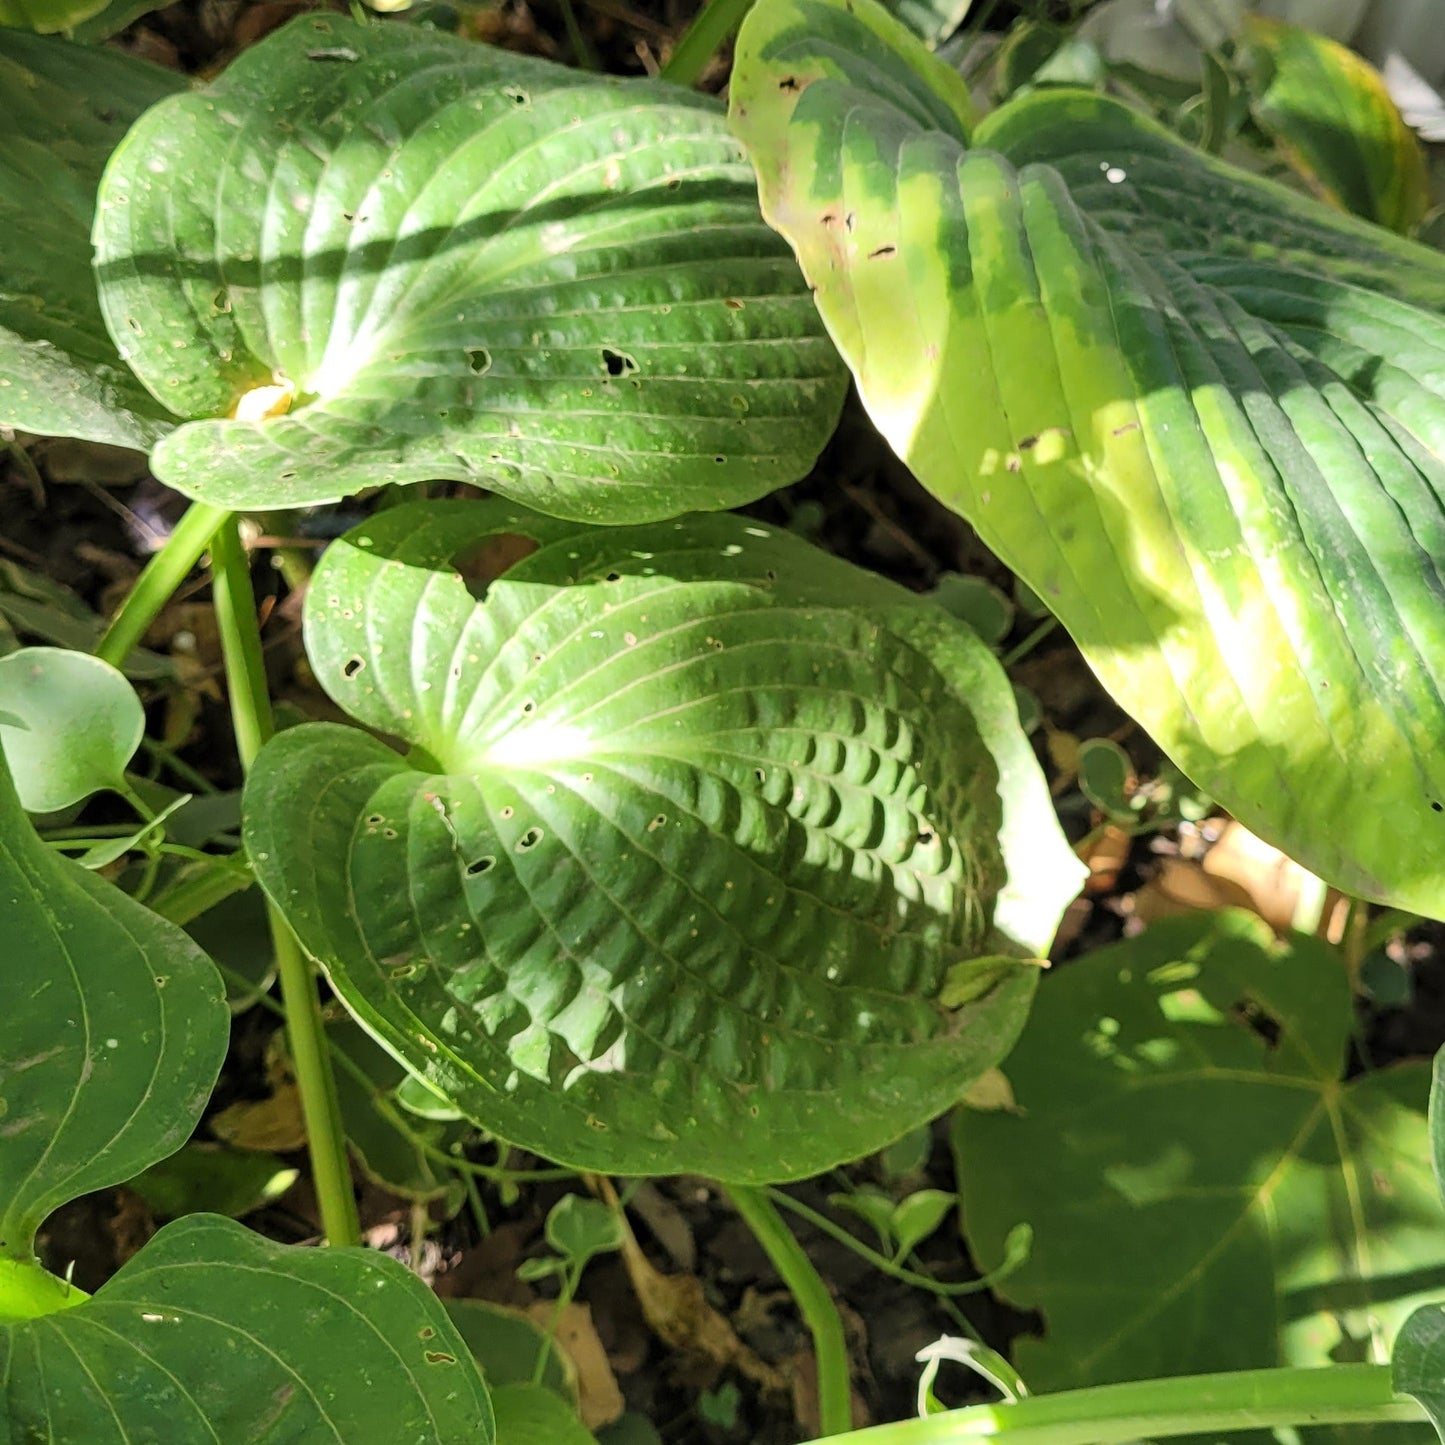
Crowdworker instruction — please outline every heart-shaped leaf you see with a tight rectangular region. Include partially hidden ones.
[1243,15,1429,233]
[0,30,179,447]
[93,14,845,521]
[0,748,227,1261]
[0,646,143,810]
[244,500,1081,1181]
[953,911,1443,1400]
[1396,1303,1445,1442]
[0,1213,494,1442]
[730,0,1445,916]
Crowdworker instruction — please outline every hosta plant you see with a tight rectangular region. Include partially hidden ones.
[4,0,1445,1442]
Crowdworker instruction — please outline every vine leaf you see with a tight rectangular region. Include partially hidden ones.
[730,0,1445,915]
[93,14,845,521]
[954,910,1443,1419]
[0,748,228,1262]
[0,1214,495,1442]
[0,30,180,448]
[244,500,1082,1182]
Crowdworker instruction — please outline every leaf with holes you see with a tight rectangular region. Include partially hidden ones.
[92,14,845,520]
[0,30,180,447]
[243,500,1082,1182]
[0,746,227,1265]
[730,0,1445,916]
[953,910,1443,1420]
[0,1213,494,1441]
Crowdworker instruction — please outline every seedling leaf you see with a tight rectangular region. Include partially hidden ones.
[244,500,1083,1181]
[94,15,845,520]
[730,0,1445,916]
[0,646,144,810]
[0,1214,494,1441]
[954,910,1443,1394]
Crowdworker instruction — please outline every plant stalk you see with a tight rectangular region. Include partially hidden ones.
[729,1185,852,1436]
[839,1364,1424,1444]
[660,0,755,85]
[209,517,361,1249]
[95,501,230,670]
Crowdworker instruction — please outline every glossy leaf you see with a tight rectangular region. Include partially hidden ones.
[447,1299,575,1400]
[1396,1304,1445,1441]
[0,647,143,810]
[0,30,178,446]
[244,500,1082,1181]
[730,0,1445,916]
[953,911,1443,1402]
[0,0,105,31]
[0,750,227,1260]
[1243,15,1429,234]
[93,14,844,520]
[491,1383,596,1445]
[0,1214,495,1442]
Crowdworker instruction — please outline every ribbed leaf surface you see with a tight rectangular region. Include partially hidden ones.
[730,0,1445,915]
[0,751,227,1260]
[244,501,1080,1181]
[0,1215,494,1443]
[0,31,179,447]
[93,15,845,520]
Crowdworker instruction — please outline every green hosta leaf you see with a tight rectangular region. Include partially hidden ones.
[0,30,178,446]
[446,1299,576,1400]
[730,0,1445,916]
[244,500,1081,1181]
[93,14,844,521]
[0,750,227,1260]
[1397,1304,1445,1441]
[0,0,104,31]
[1243,15,1429,234]
[0,1214,494,1442]
[0,646,143,810]
[125,1143,298,1220]
[953,910,1444,1417]
[490,1383,595,1445]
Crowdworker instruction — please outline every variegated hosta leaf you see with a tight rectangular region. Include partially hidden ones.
[93,14,845,521]
[730,0,1445,916]
[0,30,180,448]
[243,501,1081,1182]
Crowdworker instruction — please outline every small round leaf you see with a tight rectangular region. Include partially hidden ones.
[0,646,143,810]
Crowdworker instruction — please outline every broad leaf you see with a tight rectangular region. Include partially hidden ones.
[0,749,227,1261]
[0,1213,494,1442]
[1397,1304,1445,1441]
[244,500,1081,1181]
[1242,15,1429,234]
[0,646,143,810]
[730,0,1445,916]
[0,30,178,447]
[491,1383,596,1444]
[93,14,845,520]
[0,0,105,31]
[953,910,1442,1423]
